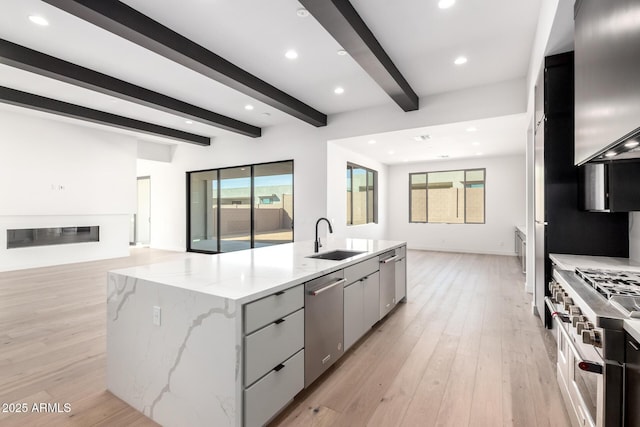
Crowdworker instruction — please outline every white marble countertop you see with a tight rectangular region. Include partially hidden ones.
[549,253,640,272]
[110,238,405,304]
[516,225,526,237]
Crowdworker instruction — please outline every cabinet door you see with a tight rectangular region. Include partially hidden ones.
[344,281,364,352]
[364,272,380,330]
[395,258,406,303]
[626,334,640,427]
[379,261,396,318]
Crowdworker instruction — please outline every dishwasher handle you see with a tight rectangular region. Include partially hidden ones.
[310,278,346,296]
[380,255,398,264]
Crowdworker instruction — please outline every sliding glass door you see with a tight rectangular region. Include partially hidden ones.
[254,162,293,247]
[187,160,293,253]
[189,170,218,252]
[219,167,251,252]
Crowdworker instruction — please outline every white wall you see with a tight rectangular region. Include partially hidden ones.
[326,143,388,240]
[0,110,136,216]
[137,121,329,252]
[387,154,526,255]
[137,79,527,252]
[0,109,137,271]
[0,77,526,263]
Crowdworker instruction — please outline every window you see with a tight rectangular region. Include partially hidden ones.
[409,168,485,224]
[347,163,377,225]
[187,160,293,253]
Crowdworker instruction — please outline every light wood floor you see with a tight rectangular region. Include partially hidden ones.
[0,249,570,426]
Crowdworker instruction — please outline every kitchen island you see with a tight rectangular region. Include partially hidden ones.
[107,238,406,427]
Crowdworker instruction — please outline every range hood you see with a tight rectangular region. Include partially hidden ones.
[582,129,640,163]
[580,161,640,212]
[574,0,640,165]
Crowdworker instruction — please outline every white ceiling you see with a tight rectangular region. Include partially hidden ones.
[0,0,542,147]
[332,113,528,165]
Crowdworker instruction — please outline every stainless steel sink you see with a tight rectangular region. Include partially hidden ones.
[307,250,366,261]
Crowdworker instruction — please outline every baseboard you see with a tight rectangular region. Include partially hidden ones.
[147,245,186,253]
[406,245,517,257]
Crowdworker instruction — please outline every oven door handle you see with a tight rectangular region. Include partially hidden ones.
[544,297,604,375]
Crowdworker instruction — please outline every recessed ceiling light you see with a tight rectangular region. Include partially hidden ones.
[625,140,639,148]
[438,154,450,158]
[438,0,456,9]
[604,151,617,157]
[334,86,345,95]
[368,140,376,144]
[337,49,348,56]
[472,141,480,146]
[466,127,477,132]
[28,15,49,26]
[476,152,483,156]
[244,104,254,111]
[403,159,409,162]
[296,7,310,17]
[388,150,395,155]
[285,50,298,60]
[185,120,193,124]
[454,56,468,65]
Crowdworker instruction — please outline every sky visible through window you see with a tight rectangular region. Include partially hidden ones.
[219,174,292,189]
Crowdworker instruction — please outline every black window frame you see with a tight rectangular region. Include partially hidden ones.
[409,168,486,224]
[347,162,378,226]
[186,159,294,254]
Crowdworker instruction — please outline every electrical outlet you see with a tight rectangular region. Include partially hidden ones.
[153,306,161,326]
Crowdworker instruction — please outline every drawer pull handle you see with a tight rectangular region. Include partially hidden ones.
[274,291,285,296]
[274,363,285,372]
[274,318,285,324]
[311,278,346,296]
[630,341,640,351]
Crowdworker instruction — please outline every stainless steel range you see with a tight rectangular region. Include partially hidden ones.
[576,268,640,318]
[546,266,627,427]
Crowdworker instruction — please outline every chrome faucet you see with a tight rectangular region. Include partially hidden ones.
[314,217,333,253]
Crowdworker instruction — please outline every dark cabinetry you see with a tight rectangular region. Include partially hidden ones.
[533,52,629,326]
[625,333,640,426]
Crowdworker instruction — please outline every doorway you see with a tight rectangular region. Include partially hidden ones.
[130,176,151,246]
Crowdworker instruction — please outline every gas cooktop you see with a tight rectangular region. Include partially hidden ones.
[575,268,640,317]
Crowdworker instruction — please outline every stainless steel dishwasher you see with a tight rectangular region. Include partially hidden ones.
[379,251,397,318]
[304,270,345,387]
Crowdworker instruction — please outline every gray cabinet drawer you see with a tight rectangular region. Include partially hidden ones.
[344,257,379,284]
[244,284,303,334]
[244,308,304,386]
[244,349,304,427]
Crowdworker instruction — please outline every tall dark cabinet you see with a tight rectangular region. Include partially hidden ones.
[533,52,629,327]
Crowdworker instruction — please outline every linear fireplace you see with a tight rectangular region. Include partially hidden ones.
[7,226,99,249]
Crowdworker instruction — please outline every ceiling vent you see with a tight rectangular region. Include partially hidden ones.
[413,135,431,142]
